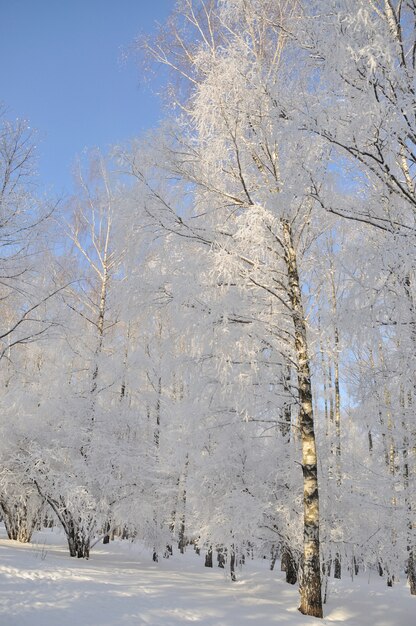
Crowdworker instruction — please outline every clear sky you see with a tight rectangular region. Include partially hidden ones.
[0,0,173,196]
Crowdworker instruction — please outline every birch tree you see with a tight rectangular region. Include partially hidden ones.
[136,0,326,615]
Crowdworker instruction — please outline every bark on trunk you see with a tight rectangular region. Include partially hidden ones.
[230,546,237,582]
[353,556,359,576]
[283,221,323,619]
[3,511,32,542]
[41,492,92,559]
[281,363,292,440]
[82,253,110,459]
[0,499,38,543]
[64,515,90,558]
[402,413,416,594]
[408,551,416,595]
[177,455,189,554]
[205,548,213,568]
[103,519,111,544]
[334,554,341,580]
[67,533,90,559]
[282,547,298,585]
[402,277,416,595]
[329,264,342,485]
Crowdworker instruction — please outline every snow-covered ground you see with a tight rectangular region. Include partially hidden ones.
[0,527,414,626]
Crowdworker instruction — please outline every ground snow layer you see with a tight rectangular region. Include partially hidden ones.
[0,528,414,626]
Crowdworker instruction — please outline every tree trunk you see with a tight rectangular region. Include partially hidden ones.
[3,509,32,542]
[283,221,323,619]
[402,277,416,595]
[230,546,237,582]
[282,547,298,584]
[334,554,341,580]
[64,515,90,558]
[41,492,92,559]
[281,363,292,440]
[329,263,342,486]
[205,548,213,567]
[408,551,416,595]
[178,516,186,553]
[217,547,225,568]
[353,556,359,576]
[177,455,189,554]
[0,498,39,543]
[103,519,111,544]
[402,412,416,594]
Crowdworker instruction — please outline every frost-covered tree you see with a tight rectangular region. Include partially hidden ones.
[134,0,330,615]
[0,113,64,542]
[294,0,416,594]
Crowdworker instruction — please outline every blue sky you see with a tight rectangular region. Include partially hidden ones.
[0,1,173,196]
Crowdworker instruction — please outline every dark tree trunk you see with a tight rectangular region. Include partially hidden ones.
[164,544,173,558]
[281,548,297,584]
[65,517,90,559]
[353,556,359,576]
[408,551,416,595]
[230,547,237,582]
[368,430,373,453]
[402,413,416,595]
[103,520,111,544]
[178,529,185,552]
[285,552,298,585]
[334,554,341,579]
[205,548,213,568]
[270,546,278,571]
[178,455,189,555]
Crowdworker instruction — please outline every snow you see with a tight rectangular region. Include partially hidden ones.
[0,526,414,626]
